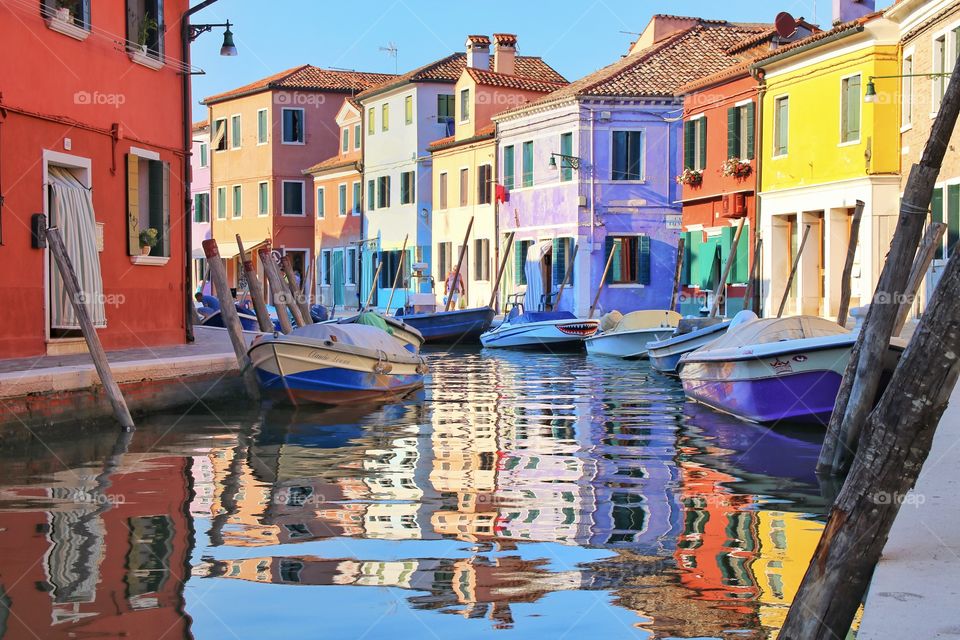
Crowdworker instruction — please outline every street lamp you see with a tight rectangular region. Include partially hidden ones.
[189,20,238,56]
[864,73,950,103]
[548,153,581,170]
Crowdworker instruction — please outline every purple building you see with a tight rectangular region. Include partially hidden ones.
[493,16,772,316]
[190,120,211,292]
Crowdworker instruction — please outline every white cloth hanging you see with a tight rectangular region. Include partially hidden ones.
[523,240,552,312]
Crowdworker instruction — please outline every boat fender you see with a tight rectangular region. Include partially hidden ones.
[373,350,393,374]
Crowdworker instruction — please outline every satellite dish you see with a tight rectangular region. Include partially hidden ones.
[775,12,798,39]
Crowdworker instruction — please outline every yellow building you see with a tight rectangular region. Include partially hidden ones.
[754,15,902,318]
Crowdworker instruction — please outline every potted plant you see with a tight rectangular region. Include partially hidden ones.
[675,168,703,187]
[53,0,73,22]
[139,228,158,256]
[721,157,752,179]
[134,15,158,53]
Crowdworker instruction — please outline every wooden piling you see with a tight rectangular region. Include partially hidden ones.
[836,200,865,328]
[669,237,685,313]
[202,239,260,400]
[46,226,135,431]
[776,224,811,318]
[258,248,293,334]
[386,234,409,313]
[742,237,762,313]
[488,231,515,309]
[709,217,745,318]
[280,255,312,324]
[893,221,947,336]
[589,241,618,319]
[237,235,272,332]
[445,217,475,312]
[554,242,579,309]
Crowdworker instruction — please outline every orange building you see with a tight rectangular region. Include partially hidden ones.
[0,0,193,358]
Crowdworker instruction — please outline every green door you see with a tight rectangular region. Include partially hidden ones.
[332,250,345,306]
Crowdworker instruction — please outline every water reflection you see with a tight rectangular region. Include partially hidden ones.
[0,350,829,639]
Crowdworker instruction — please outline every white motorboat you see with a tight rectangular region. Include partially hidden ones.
[479,310,598,349]
[647,314,747,374]
[584,310,681,359]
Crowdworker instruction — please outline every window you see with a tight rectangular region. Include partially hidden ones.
[258,182,269,216]
[773,96,789,157]
[378,250,408,289]
[437,241,453,280]
[405,95,413,125]
[316,187,325,218]
[521,141,534,187]
[559,132,574,182]
[125,153,171,257]
[439,172,448,209]
[460,88,470,122]
[400,171,416,205]
[282,108,304,144]
[42,0,90,31]
[232,185,242,218]
[726,102,756,160]
[514,239,533,285]
[125,0,164,58]
[213,118,227,151]
[503,145,515,189]
[934,34,947,110]
[438,94,455,123]
[474,238,490,281]
[352,181,361,215]
[377,175,390,208]
[367,108,375,135]
[902,54,914,127]
[198,142,208,167]
[612,130,645,180]
[193,192,209,222]
[841,75,861,144]
[934,184,960,260]
[346,247,357,284]
[257,109,268,144]
[230,115,241,149]
[338,184,347,216]
[607,235,651,285]
[216,186,226,219]
[381,104,389,132]
[367,179,375,211]
[683,118,706,171]
[321,250,332,286]
[353,123,361,149]
[459,168,469,206]
[551,237,575,287]
[477,164,492,204]
[341,127,349,153]
[282,181,304,215]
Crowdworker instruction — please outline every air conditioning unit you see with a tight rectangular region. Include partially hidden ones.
[733,193,747,216]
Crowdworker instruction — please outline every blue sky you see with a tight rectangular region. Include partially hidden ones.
[189,0,894,120]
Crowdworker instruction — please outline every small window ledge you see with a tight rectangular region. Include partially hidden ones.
[128,47,164,71]
[130,255,170,266]
[46,16,90,41]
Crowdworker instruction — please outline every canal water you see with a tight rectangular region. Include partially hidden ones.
[0,348,831,639]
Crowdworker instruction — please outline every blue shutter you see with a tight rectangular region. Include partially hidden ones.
[552,238,565,287]
[637,235,651,285]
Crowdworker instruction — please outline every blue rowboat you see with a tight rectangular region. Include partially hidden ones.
[648,318,732,374]
[201,304,261,332]
[248,323,429,407]
[396,307,495,344]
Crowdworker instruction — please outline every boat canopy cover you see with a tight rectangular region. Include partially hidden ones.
[699,315,849,352]
[511,311,577,325]
[287,322,413,358]
[612,310,682,333]
[356,311,393,335]
[600,311,623,332]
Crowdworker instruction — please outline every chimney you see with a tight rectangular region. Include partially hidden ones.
[465,35,491,69]
[832,0,875,24]
[493,33,517,76]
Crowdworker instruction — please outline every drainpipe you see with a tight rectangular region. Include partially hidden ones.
[180,0,222,343]
[752,67,766,317]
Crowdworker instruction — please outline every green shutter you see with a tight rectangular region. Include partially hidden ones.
[689,231,702,288]
[552,238,564,287]
[698,119,707,170]
[732,224,750,283]
[948,184,959,257]
[699,235,719,289]
[680,232,692,286]
[684,121,695,170]
[637,235,651,285]
[932,187,944,259]
[727,107,739,159]
[745,102,756,160]
[514,240,525,285]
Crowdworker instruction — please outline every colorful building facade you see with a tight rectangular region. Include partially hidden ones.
[191,120,211,291]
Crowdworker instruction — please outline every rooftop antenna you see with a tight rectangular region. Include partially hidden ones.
[379,42,398,74]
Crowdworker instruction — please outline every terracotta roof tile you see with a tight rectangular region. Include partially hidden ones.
[203,65,396,105]
[465,67,568,93]
[751,13,880,67]
[304,155,360,175]
[358,52,566,100]
[192,119,209,131]
[428,124,496,152]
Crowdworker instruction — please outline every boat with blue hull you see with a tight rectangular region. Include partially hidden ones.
[396,307,495,344]
[248,323,428,406]
[201,305,261,332]
[648,317,734,374]
[480,310,598,349]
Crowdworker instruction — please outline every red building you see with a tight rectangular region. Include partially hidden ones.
[677,21,816,316]
[0,0,192,358]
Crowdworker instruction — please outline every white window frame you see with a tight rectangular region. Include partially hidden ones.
[230,113,242,149]
[773,94,789,159]
[381,103,389,132]
[439,171,448,210]
[352,180,361,216]
[346,247,357,285]
[231,184,242,218]
[257,108,269,145]
[459,88,470,123]
[320,249,332,286]
[198,142,208,167]
[609,129,647,182]
[839,73,862,147]
[216,185,227,220]
[258,181,269,217]
[281,180,306,216]
[353,123,361,149]
[690,114,706,172]
[213,118,228,152]
[341,127,350,153]
[281,107,305,145]
[405,95,414,125]
[901,48,915,132]
[338,182,348,217]
[316,186,325,218]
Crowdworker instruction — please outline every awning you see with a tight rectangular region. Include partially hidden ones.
[191,239,268,260]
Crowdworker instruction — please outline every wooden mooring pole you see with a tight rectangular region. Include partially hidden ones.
[363,260,384,312]
[589,241,618,319]
[488,231,515,309]
[445,217,475,312]
[237,236,272,332]
[709,217,745,318]
[202,239,260,401]
[669,236,685,313]
[277,255,307,327]
[46,226,135,430]
[836,200,865,328]
[776,224,811,318]
[742,236,762,313]
[280,255,312,325]
[258,247,293,334]
[893,221,947,337]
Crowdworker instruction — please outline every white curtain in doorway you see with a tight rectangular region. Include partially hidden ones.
[48,167,105,328]
[524,241,552,312]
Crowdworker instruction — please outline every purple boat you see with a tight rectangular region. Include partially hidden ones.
[678,315,904,426]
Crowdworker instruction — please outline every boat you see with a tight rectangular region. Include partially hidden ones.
[584,310,681,359]
[248,322,429,406]
[201,304,261,332]
[396,306,495,344]
[330,311,425,352]
[648,315,745,375]
[479,310,599,349]
[678,315,905,426]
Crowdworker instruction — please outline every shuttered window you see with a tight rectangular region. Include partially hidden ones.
[352,181,361,215]
[727,102,755,160]
[612,130,644,180]
[605,235,650,285]
[521,141,534,187]
[932,187,944,259]
[439,172,448,209]
[477,164,492,204]
[841,75,861,143]
[437,242,453,281]
[400,171,415,205]
[503,145,515,189]
[126,153,170,257]
[559,132,574,182]
[338,184,347,216]
[474,238,490,281]
[551,237,575,288]
[459,168,469,207]
[948,184,960,258]
[774,96,789,156]
[514,239,533,285]
[367,180,375,211]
